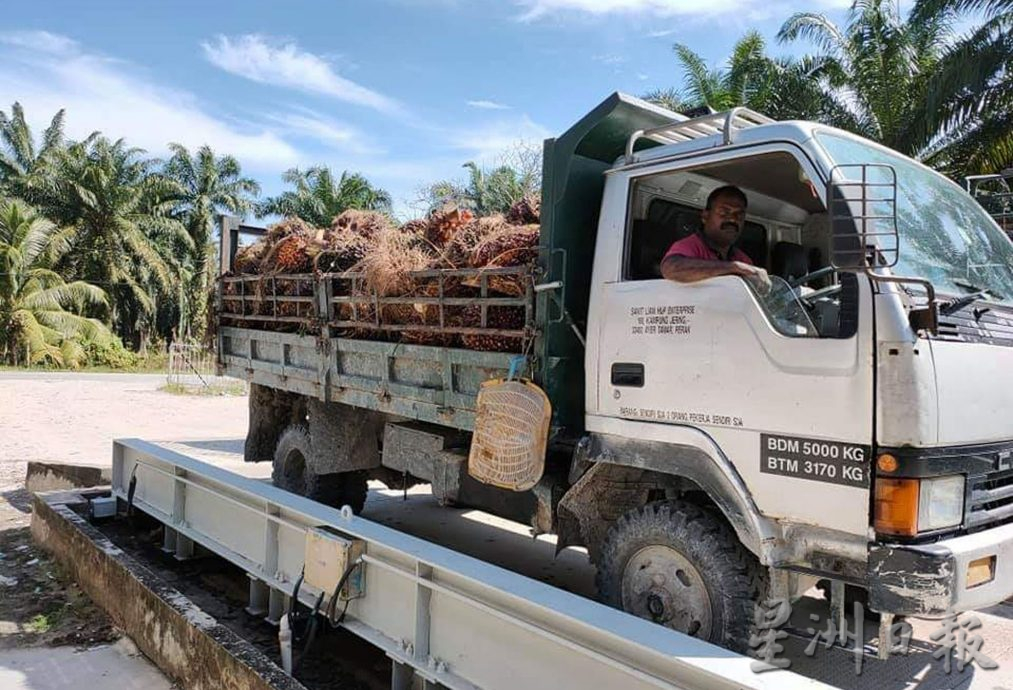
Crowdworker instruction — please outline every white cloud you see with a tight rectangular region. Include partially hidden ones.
[593,53,626,65]
[647,29,677,37]
[202,35,400,114]
[516,0,740,20]
[0,31,302,169]
[264,107,372,155]
[454,115,551,162]
[467,99,511,110]
[0,30,78,54]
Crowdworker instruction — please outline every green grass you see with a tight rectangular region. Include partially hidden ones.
[160,381,247,397]
[0,352,169,374]
[26,612,55,634]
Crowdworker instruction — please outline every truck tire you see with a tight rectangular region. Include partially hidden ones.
[272,425,368,513]
[596,500,764,652]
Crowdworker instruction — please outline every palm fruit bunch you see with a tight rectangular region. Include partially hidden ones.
[316,233,370,273]
[331,209,392,240]
[470,225,540,268]
[399,218,429,237]
[425,206,475,248]
[258,217,320,274]
[233,239,269,274]
[461,305,526,352]
[442,215,509,268]
[506,194,541,225]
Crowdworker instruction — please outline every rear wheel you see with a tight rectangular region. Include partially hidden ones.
[596,500,764,652]
[272,425,368,513]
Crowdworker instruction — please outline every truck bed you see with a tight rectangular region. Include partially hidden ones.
[219,327,515,430]
[216,265,536,431]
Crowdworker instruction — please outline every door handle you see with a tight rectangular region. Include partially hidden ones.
[611,362,644,387]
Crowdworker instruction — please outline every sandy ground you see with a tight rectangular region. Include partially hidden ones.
[0,639,170,690]
[2,372,1013,689]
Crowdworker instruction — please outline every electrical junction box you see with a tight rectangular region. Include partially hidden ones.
[304,527,366,600]
[88,495,118,520]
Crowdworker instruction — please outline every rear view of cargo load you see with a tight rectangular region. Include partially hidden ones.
[220,203,541,352]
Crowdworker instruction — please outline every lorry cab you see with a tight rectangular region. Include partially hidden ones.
[549,94,1013,645]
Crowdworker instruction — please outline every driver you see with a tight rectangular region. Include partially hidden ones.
[661,185,771,292]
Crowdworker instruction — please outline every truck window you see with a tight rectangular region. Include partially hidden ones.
[627,198,767,280]
[623,151,858,339]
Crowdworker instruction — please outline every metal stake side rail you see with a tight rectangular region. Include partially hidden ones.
[110,438,829,690]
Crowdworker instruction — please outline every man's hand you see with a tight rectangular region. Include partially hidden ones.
[732,261,771,294]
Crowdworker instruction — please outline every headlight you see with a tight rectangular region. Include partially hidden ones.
[874,475,965,536]
[918,475,965,531]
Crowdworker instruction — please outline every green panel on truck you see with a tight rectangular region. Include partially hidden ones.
[537,92,682,438]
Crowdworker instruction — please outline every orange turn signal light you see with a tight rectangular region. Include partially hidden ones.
[877,453,899,473]
[967,556,996,589]
[874,478,920,536]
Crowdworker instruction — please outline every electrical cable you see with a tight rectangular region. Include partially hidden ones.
[291,592,325,675]
[125,464,138,517]
[323,557,364,629]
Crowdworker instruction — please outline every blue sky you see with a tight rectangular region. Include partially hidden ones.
[1,0,853,219]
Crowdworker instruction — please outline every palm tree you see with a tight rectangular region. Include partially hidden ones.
[258,167,391,226]
[0,103,66,203]
[423,160,539,216]
[50,135,189,347]
[778,0,1012,176]
[0,199,111,367]
[645,32,855,126]
[163,143,259,339]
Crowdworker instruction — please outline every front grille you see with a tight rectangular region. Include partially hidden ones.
[934,306,1013,348]
[967,467,1013,531]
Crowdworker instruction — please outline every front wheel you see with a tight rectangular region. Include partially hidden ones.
[595,501,765,652]
[271,425,369,513]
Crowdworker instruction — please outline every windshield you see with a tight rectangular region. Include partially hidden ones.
[815,131,1013,305]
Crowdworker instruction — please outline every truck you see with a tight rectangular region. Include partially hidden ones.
[216,92,1013,653]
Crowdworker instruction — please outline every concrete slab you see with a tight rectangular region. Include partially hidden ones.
[0,638,171,690]
[30,491,304,690]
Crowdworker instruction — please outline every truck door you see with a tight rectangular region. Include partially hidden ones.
[587,148,875,537]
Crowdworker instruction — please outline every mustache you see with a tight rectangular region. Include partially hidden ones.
[720,222,739,230]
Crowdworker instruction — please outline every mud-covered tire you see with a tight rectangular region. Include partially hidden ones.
[596,500,765,652]
[272,425,368,513]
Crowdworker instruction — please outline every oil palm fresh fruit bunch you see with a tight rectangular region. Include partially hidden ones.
[426,206,475,248]
[470,225,539,268]
[461,305,525,352]
[331,209,393,240]
[506,194,540,225]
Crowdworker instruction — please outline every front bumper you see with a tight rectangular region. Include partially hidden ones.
[868,520,1013,617]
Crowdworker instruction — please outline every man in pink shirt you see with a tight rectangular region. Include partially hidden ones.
[661,185,770,291]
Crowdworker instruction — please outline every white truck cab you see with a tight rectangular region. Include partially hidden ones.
[576,104,1013,639]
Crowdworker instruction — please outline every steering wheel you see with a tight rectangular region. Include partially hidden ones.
[800,284,842,306]
[788,266,836,289]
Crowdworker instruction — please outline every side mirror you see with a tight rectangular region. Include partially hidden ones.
[826,164,898,270]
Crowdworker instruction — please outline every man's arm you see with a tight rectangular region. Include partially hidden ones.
[661,255,754,283]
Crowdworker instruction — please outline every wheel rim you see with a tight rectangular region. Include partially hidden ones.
[620,545,714,639]
[281,447,307,495]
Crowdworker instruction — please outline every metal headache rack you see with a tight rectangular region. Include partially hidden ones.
[625,107,775,161]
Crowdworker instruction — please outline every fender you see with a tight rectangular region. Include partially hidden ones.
[564,422,780,563]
